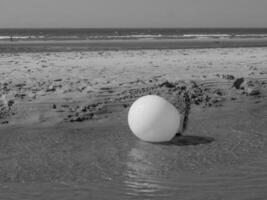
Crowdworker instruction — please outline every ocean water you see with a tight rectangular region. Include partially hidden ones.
[1,28,267,41]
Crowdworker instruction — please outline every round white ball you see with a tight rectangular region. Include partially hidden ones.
[128,95,180,142]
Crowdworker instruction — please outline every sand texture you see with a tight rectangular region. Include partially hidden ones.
[0,48,267,199]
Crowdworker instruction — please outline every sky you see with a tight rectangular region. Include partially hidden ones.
[1,0,267,28]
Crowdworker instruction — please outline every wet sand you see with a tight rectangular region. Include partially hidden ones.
[0,47,267,199]
[2,38,267,52]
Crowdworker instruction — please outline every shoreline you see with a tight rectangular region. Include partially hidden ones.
[2,38,267,52]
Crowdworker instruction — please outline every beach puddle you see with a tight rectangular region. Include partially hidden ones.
[0,96,267,199]
[249,102,267,119]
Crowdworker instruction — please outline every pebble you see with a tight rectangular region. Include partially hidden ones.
[159,81,175,88]
[46,85,56,92]
[233,78,245,89]
[222,74,235,80]
[70,113,95,122]
[7,99,14,107]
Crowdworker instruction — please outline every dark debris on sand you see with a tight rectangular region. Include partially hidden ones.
[64,103,105,122]
[0,94,14,122]
[47,75,266,123]
[232,77,261,96]
[64,79,237,123]
[2,74,265,124]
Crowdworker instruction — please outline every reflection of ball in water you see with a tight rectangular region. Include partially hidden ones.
[128,95,180,142]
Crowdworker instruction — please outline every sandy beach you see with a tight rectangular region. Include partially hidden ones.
[0,46,267,199]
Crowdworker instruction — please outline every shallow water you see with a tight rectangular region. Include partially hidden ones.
[0,99,267,199]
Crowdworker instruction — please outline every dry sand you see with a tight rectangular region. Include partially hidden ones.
[0,47,267,199]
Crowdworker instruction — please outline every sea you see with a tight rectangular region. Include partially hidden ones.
[1,28,267,41]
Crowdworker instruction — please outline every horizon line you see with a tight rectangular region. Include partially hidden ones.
[1,27,267,29]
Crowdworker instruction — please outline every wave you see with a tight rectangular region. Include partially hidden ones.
[0,35,45,40]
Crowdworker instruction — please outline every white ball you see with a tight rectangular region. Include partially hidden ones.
[128,95,180,142]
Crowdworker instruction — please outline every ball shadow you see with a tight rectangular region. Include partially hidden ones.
[160,135,215,146]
